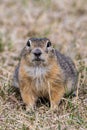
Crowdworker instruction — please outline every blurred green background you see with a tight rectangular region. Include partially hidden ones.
[0,0,87,59]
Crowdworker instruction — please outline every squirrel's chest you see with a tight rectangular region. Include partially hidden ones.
[24,66,50,92]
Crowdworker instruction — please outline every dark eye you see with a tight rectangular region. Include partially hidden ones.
[47,41,51,47]
[27,40,31,47]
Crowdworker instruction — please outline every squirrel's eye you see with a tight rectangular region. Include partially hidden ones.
[47,41,51,47]
[27,40,31,47]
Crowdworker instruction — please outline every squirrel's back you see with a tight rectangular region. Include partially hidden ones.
[55,49,78,93]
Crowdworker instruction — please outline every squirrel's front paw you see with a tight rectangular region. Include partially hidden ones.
[26,104,36,112]
[50,102,59,111]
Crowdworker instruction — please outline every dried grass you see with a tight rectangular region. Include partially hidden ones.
[0,0,87,130]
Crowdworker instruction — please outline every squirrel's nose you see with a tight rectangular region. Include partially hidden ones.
[33,49,42,57]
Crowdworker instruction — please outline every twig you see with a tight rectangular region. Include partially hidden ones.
[76,73,81,100]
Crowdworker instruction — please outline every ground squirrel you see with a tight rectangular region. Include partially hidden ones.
[13,38,78,110]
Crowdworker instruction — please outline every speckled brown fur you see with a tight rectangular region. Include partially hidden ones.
[13,38,78,110]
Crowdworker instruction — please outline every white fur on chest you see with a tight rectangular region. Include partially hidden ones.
[24,65,50,91]
[24,65,48,78]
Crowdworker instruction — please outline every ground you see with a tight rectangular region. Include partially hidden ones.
[0,0,87,130]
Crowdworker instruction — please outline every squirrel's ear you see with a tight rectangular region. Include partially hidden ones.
[27,40,31,47]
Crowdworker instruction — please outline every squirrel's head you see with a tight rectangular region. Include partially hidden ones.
[22,38,55,66]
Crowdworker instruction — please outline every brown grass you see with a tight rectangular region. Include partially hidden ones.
[0,0,87,130]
